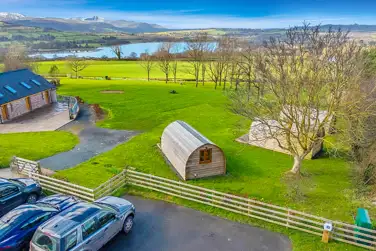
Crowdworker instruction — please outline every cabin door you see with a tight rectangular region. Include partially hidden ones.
[1,105,8,121]
[44,91,50,104]
[25,97,32,111]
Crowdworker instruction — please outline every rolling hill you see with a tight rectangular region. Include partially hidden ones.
[0,13,167,33]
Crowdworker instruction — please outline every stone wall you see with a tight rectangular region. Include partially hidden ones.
[30,92,46,110]
[7,98,27,119]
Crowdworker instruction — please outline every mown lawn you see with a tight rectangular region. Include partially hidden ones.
[0,131,78,168]
[54,78,373,250]
[38,60,193,79]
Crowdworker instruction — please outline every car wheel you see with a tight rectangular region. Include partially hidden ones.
[123,215,134,234]
[26,193,38,204]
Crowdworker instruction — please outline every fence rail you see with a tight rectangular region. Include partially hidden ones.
[126,169,376,250]
[27,172,95,201]
[10,156,41,175]
[8,156,376,250]
[93,170,127,199]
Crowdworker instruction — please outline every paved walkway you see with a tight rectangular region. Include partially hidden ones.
[0,102,71,134]
[0,168,20,179]
[39,104,138,170]
[103,196,292,251]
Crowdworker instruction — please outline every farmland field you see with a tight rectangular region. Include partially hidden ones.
[38,60,196,79]
[50,78,371,251]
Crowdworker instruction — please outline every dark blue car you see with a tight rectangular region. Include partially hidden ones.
[0,178,42,217]
[0,194,79,251]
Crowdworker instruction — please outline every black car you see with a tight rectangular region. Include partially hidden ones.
[0,194,80,251]
[0,178,42,217]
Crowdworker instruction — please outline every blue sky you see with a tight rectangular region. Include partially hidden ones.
[1,0,376,29]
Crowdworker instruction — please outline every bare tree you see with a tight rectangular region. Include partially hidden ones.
[111,45,123,60]
[343,79,376,186]
[230,24,373,174]
[171,43,181,83]
[201,63,207,86]
[67,56,89,79]
[139,50,155,81]
[186,33,212,87]
[207,36,237,89]
[238,42,258,100]
[155,42,173,83]
[3,45,38,72]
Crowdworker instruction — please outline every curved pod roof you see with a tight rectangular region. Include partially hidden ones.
[161,121,222,179]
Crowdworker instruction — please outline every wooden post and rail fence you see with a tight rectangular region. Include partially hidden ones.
[9,156,376,250]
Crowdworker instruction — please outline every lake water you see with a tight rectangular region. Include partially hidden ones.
[31,42,202,59]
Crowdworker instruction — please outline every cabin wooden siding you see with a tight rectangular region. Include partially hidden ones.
[186,144,226,179]
[161,120,226,180]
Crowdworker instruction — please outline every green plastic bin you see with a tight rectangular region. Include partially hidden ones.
[355,208,373,245]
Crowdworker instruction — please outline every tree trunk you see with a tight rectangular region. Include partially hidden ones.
[165,73,168,83]
[202,65,206,86]
[147,71,150,81]
[290,155,303,174]
[195,71,199,87]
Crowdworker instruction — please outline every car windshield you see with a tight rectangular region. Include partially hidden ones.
[8,179,25,187]
[93,202,118,212]
[36,202,59,210]
[32,230,59,251]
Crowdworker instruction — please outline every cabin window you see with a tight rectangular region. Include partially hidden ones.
[199,148,212,164]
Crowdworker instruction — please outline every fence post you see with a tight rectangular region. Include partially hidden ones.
[248,199,251,215]
[36,162,42,174]
[179,181,182,196]
[287,210,291,228]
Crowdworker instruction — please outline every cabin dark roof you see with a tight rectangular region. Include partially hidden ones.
[0,69,54,105]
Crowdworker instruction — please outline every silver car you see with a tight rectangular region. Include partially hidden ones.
[30,196,135,251]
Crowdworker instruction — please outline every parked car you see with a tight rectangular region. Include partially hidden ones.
[30,196,136,251]
[0,178,42,217]
[0,194,79,251]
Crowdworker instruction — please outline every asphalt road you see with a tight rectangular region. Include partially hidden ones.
[101,196,292,251]
[39,104,138,170]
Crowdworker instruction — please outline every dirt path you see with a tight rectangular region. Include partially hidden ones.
[39,104,138,171]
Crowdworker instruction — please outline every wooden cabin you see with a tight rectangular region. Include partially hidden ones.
[161,120,226,180]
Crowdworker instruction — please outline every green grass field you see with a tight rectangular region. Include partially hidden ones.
[51,78,372,250]
[38,60,194,79]
[0,131,78,168]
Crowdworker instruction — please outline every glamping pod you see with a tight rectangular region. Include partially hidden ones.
[161,120,226,180]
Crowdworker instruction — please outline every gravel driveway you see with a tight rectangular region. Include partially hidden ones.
[39,104,138,170]
[102,196,292,251]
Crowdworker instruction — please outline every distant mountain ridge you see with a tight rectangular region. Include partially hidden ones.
[0,12,167,33]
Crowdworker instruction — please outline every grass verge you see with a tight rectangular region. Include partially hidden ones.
[0,131,79,168]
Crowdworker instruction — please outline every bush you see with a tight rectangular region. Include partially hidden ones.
[50,78,60,87]
[170,90,178,94]
[105,76,111,80]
